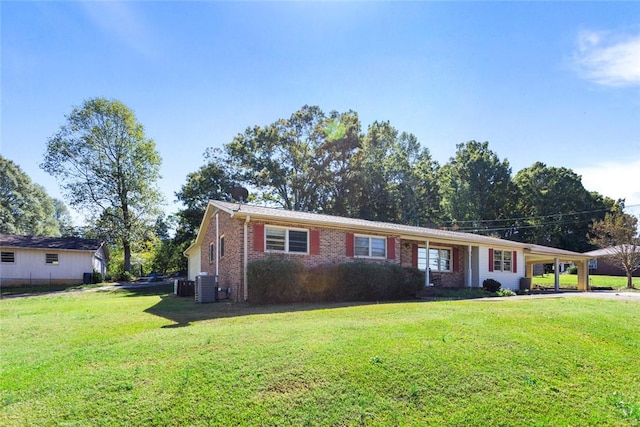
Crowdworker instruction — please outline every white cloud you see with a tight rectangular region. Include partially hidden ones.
[573,30,640,87]
[576,159,640,214]
[80,1,156,58]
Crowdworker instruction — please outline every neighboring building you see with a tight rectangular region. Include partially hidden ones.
[185,200,593,302]
[0,234,108,286]
[585,245,640,277]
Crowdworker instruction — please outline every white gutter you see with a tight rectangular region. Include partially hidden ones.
[244,215,250,301]
[215,213,219,278]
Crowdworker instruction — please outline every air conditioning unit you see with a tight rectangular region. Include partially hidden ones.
[195,275,217,303]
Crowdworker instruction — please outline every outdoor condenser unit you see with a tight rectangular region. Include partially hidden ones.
[195,274,217,303]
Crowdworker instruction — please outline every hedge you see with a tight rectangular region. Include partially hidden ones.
[247,258,425,304]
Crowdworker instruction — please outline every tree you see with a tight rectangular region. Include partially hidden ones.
[224,105,330,211]
[352,121,441,225]
[513,162,615,251]
[41,98,162,272]
[438,141,517,236]
[590,212,640,289]
[52,198,77,237]
[0,155,61,236]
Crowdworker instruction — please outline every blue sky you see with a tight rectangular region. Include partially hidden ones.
[2,1,639,222]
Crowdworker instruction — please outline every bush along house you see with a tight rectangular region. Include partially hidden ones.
[184,200,593,302]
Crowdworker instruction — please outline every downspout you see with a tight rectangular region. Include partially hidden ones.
[244,215,250,301]
[467,245,473,288]
[425,240,430,287]
[215,213,219,278]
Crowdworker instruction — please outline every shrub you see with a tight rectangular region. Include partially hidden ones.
[92,270,103,284]
[566,265,578,275]
[118,271,133,283]
[482,278,502,292]
[496,288,516,297]
[247,258,305,304]
[249,260,421,304]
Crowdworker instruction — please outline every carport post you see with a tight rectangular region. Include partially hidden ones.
[554,258,560,292]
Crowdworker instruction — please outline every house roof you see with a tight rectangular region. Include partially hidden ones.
[184,200,591,262]
[584,245,640,257]
[0,233,107,254]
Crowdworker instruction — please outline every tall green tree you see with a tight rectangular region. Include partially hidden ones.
[513,162,614,251]
[0,155,61,236]
[353,122,440,225]
[438,141,517,236]
[41,98,162,272]
[225,105,331,211]
[590,212,640,288]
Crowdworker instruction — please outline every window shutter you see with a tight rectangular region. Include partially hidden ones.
[512,251,517,273]
[253,223,264,252]
[453,247,460,272]
[346,233,354,257]
[310,230,320,255]
[488,248,494,272]
[412,244,418,268]
[387,237,396,260]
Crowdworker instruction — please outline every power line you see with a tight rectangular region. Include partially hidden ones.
[442,204,640,227]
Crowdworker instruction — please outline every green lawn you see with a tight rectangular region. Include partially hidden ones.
[1,285,639,426]
[533,274,640,289]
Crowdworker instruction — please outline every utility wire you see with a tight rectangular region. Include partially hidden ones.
[443,204,640,226]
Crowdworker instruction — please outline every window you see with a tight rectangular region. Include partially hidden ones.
[417,247,452,272]
[354,235,386,258]
[493,250,512,272]
[219,235,225,258]
[265,227,308,253]
[209,243,214,263]
[1,251,15,263]
[46,253,59,265]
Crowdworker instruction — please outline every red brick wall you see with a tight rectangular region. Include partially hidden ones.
[200,212,245,301]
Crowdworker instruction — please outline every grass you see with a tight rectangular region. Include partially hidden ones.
[533,274,639,289]
[1,285,639,426]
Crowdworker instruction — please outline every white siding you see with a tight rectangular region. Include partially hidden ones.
[187,246,201,281]
[1,248,95,285]
[477,245,525,291]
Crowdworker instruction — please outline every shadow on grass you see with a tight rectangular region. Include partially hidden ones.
[144,293,384,328]
[142,287,510,327]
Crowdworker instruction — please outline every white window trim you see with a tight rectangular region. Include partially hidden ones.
[354,234,387,259]
[493,249,512,272]
[420,246,453,272]
[209,242,215,264]
[265,225,309,254]
[219,234,225,259]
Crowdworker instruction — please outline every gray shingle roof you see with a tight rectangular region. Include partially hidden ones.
[211,200,590,259]
[0,234,105,252]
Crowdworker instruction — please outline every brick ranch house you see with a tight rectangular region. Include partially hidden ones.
[184,200,592,302]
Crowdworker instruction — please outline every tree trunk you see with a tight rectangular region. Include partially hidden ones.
[628,272,634,289]
[123,239,131,273]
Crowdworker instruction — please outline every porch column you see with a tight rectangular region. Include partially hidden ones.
[554,258,560,292]
[576,260,589,291]
[467,245,472,288]
[526,262,534,278]
[425,241,430,287]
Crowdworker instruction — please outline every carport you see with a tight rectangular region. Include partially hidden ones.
[523,244,592,291]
